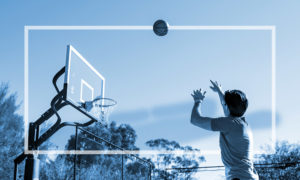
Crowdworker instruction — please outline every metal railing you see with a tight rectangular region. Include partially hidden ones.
[73,126,152,180]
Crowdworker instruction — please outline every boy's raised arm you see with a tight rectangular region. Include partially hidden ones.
[190,89,213,131]
[210,80,230,117]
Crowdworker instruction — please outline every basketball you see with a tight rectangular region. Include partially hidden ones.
[153,20,169,36]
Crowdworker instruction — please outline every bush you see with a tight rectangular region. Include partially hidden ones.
[256,141,300,180]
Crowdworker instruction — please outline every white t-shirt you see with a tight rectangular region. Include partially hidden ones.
[211,116,259,180]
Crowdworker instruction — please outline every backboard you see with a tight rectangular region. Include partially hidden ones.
[64,45,105,122]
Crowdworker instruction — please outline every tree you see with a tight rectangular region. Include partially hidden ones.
[255,141,300,179]
[146,138,205,179]
[0,83,24,179]
[39,121,149,179]
[39,154,73,180]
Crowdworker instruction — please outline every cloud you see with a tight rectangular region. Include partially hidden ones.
[109,99,281,149]
[110,98,217,126]
[246,110,281,129]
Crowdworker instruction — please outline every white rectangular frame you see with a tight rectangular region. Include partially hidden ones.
[80,79,94,103]
[24,25,276,155]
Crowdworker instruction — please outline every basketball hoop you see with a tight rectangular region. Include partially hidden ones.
[80,97,117,124]
[97,98,117,124]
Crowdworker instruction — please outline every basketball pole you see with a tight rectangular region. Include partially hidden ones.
[23,78,67,180]
[23,93,67,180]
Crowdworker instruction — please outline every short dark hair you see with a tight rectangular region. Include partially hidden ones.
[224,90,248,117]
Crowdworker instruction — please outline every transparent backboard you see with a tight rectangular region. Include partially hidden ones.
[64,45,105,121]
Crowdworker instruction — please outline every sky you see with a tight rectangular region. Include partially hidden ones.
[1,0,300,179]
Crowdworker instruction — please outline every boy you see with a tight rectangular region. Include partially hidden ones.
[190,80,259,180]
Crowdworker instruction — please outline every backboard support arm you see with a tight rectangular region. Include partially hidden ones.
[14,66,96,180]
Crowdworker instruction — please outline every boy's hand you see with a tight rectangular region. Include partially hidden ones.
[210,80,222,93]
[191,89,206,103]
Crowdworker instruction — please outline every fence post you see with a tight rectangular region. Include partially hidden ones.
[74,125,78,180]
[149,164,152,180]
[122,154,124,180]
